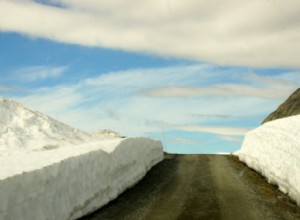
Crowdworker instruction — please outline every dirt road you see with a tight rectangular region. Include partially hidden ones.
[81,154,300,220]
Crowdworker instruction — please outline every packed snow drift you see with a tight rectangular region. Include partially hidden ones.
[0,98,164,220]
[235,115,300,206]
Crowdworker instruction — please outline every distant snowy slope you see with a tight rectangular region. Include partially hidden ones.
[235,115,300,206]
[0,97,95,153]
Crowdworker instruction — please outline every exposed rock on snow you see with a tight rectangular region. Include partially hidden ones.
[262,88,300,124]
[0,97,164,220]
[235,115,300,206]
[95,129,122,138]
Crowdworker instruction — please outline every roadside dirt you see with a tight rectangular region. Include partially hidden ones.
[80,154,300,220]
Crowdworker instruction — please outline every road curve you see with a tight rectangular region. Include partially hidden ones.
[81,154,300,220]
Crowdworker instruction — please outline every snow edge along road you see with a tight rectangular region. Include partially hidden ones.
[235,115,300,207]
[0,137,164,220]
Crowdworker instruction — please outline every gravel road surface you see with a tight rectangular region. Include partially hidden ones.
[81,154,300,220]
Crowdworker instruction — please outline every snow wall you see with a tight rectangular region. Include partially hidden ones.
[235,115,300,206]
[0,138,163,220]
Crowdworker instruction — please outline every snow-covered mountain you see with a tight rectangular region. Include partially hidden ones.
[0,97,96,153]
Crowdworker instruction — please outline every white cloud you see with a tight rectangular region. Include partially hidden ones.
[12,65,67,81]
[218,135,244,144]
[142,85,290,99]
[0,85,19,91]
[11,63,299,138]
[1,0,300,67]
[19,86,81,113]
[276,71,300,82]
[142,70,298,99]
[174,125,249,136]
[168,138,202,145]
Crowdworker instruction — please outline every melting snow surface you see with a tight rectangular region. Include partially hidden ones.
[0,98,164,219]
[235,115,300,206]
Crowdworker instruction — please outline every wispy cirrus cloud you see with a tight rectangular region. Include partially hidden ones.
[1,0,300,67]
[7,63,298,154]
[0,85,20,92]
[13,63,299,138]
[142,71,298,100]
[168,138,202,145]
[12,65,68,82]
[174,125,250,136]
[142,85,289,99]
[218,135,244,144]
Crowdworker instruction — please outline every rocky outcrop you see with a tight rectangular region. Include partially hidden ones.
[262,88,300,124]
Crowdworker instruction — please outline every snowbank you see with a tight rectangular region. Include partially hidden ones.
[235,115,300,206]
[0,98,164,219]
[0,138,163,220]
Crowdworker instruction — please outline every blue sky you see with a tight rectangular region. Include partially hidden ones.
[0,0,300,153]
